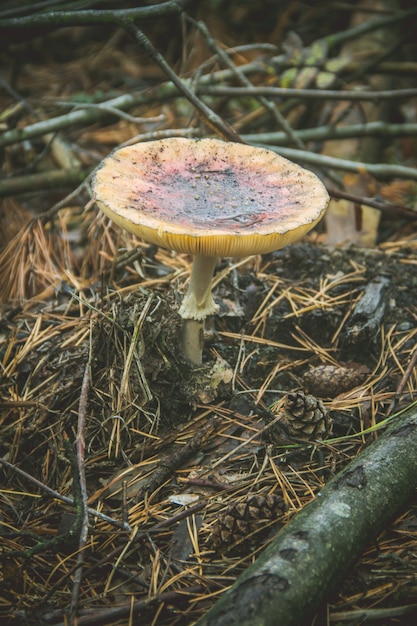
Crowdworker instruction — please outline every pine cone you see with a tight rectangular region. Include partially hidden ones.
[279,391,332,440]
[302,363,368,398]
[210,493,285,553]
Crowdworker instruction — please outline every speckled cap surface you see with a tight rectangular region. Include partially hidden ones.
[93,138,329,257]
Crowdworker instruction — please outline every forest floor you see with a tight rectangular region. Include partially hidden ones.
[1,1,417,625]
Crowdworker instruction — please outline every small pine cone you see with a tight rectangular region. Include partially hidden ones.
[302,363,369,398]
[279,391,332,440]
[210,493,285,552]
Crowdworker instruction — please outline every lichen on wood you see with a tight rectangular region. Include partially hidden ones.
[196,404,417,626]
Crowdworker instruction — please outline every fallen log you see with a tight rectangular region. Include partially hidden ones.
[196,403,417,626]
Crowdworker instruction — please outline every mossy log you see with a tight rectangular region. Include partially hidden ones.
[196,404,417,626]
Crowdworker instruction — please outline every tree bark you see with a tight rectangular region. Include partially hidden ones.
[196,404,417,626]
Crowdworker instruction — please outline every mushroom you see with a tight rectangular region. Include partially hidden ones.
[92,138,329,365]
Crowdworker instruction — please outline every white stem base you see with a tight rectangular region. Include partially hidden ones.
[179,255,218,320]
[181,318,204,365]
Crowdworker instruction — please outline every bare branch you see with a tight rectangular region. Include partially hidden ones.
[200,85,417,102]
[0,0,190,28]
[328,188,417,221]
[188,17,303,148]
[0,62,261,149]
[0,456,130,531]
[0,167,90,197]
[322,6,417,50]
[261,144,417,181]
[69,352,92,619]
[117,18,243,143]
[242,121,417,146]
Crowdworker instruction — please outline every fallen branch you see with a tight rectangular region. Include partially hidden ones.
[0,61,260,149]
[0,0,189,28]
[261,145,417,181]
[0,167,90,197]
[69,355,92,620]
[0,91,166,149]
[242,121,417,145]
[328,188,417,221]
[200,85,417,102]
[117,18,243,143]
[0,456,130,531]
[189,17,303,149]
[195,403,417,626]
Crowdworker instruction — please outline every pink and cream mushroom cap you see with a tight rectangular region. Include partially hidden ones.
[93,138,329,364]
[92,137,330,259]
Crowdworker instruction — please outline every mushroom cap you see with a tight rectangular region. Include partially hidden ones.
[92,138,329,257]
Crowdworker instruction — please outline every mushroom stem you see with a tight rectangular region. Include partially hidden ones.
[180,255,219,364]
[179,255,219,320]
[181,319,204,366]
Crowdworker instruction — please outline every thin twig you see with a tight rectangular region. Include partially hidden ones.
[69,335,93,619]
[0,62,261,149]
[39,171,94,224]
[259,144,417,181]
[82,500,207,581]
[209,413,288,472]
[117,19,243,143]
[70,103,165,125]
[0,167,90,197]
[132,417,219,503]
[0,456,130,531]
[189,17,303,149]
[119,126,198,148]
[0,0,190,28]
[387,343,417,416]
[330,603,417,622]
[200,85,417,102]
[242,121,417,145]
[328,188,417,220]
[53,584,211,626]
[322,6,417,50]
